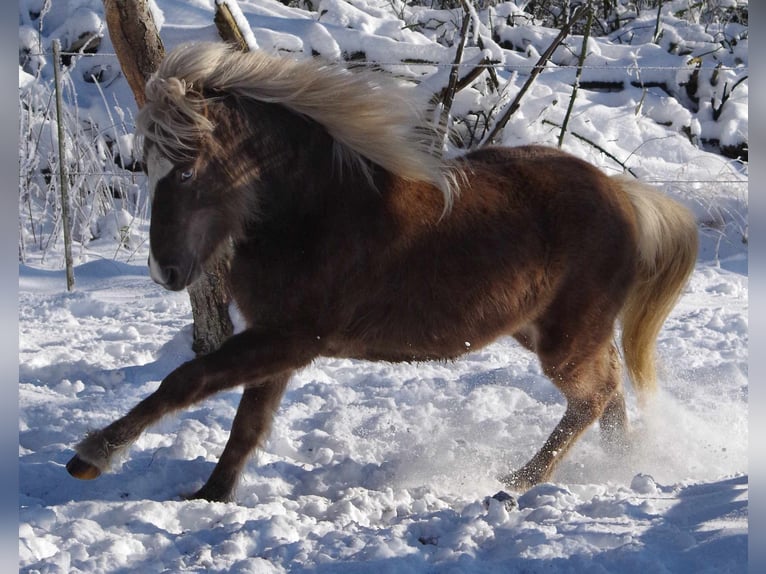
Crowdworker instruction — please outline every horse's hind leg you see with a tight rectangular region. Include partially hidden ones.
[598,344,629,452]
[501,339,622,491]
[189,373,290,502]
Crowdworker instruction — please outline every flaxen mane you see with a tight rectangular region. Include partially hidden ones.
[136,41,459,208]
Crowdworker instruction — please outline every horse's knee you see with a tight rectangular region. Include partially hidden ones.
[540,342,620,403]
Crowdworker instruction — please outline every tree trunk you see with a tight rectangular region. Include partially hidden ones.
[103,0,233,355]
[188,243,234,356]
[102,0,164,108]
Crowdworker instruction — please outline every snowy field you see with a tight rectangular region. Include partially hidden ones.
[18,1,748,572]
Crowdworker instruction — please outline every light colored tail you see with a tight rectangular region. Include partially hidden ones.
[615,176,698,403]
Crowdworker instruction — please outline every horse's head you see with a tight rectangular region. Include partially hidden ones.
[143,142,230,291]
[137,75,247,291]
[136,41,460,291]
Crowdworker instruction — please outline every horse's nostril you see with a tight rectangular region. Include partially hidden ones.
[148,254,184,290]
[164,266,180,289]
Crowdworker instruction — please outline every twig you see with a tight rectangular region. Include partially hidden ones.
[542,119,637,177]
[558,2,594,147]
[712,74,747,121]
[653,0,665,44]
[481,5,590,146]
[430,56,499,107]
[437,2,471,148]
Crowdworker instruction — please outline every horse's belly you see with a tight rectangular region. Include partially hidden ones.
[331,264,552,362]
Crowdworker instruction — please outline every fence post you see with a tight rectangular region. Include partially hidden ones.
[52,39,75,291]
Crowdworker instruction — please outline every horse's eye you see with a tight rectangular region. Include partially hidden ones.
[178,168,195,182]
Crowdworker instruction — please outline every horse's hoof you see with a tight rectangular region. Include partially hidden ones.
[184,485,234,503]
[66,455,102,480]
[483,490,518,511]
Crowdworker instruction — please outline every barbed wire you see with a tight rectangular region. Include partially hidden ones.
[22,49,748,189]
[23,51,748,73]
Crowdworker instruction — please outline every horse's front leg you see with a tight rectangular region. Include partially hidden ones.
[188,373,290,502]
[66,329,319,483]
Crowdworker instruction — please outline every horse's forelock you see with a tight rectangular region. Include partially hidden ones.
[137,73,216,164]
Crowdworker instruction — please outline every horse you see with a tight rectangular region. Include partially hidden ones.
[66,41,698,503]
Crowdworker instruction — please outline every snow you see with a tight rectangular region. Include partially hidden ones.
[18,0,748,572]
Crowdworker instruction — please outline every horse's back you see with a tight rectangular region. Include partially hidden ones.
[457,145,639,268]
[460,145,628,209]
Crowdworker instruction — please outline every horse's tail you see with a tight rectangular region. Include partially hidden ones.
[614,176,698,404]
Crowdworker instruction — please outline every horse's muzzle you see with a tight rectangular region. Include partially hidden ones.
[148,254,190,291]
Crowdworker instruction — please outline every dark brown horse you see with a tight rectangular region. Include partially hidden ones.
[66,42,698,502]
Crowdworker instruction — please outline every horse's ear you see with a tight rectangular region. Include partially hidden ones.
[197,88,228,120]
[188,87,220,129]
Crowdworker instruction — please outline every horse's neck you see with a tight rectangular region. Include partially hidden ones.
[234,99,380,222]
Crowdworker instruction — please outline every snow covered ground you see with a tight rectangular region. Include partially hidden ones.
[19,245,748,573]
[18,1,748,572]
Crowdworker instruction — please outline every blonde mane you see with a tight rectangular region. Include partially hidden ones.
[136,41,458,208]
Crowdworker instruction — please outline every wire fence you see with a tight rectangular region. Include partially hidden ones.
[18,0,749,276]
[20,45,749,203]
[24,50,748,73]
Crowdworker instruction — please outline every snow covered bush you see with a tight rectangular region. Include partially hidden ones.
[17,0,747,264]
[18,0,147,264]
